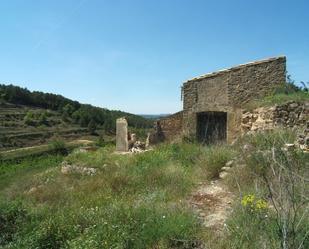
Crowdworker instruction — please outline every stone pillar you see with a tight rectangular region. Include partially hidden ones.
[227,108,242,144]
[116,118,128,152]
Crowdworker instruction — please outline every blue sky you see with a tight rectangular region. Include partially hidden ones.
[0,0,308,114]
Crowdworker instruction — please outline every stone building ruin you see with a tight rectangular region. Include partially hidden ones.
[153,56,287,144]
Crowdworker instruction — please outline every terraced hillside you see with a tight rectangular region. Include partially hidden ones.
[0,84,153,151]
[0,102,89,151]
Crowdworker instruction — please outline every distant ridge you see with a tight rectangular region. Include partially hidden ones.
[139,114,171,119]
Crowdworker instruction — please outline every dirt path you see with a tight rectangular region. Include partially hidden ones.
[0,139,94,160]
[189,179,235,232]
[2,139,93,153]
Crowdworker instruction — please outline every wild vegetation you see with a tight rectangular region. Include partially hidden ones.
[0,79,308,248]
[0,128,308,249]
[0,84,152,150]
[0,84,152,132]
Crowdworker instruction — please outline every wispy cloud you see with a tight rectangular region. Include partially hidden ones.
[32,0,87,51]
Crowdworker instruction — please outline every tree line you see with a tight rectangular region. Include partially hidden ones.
[0,84,153,132]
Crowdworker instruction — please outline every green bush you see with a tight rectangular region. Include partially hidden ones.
[30,218,73,249]
[39,112,48,126]
[227,129,309,249]
[129,127,150,140]
[95,133,105,147]
[24,111,36,126]
[88,119,97,135]
[0,200,29,246]
[49,138,68,155]
[224,202,279,249]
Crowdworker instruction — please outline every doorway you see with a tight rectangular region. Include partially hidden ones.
[196,111,227,144]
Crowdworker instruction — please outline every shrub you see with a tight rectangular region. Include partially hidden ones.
[49,138,68,155]
[129,127,150,140]
[30,218,72,249]
[39,112,48,126]
[0,200,28,246]
[24,111,36,126]
[228,129,309,249]
[95,133,105,147]
[225,201,279,249]
[88,119,97,135]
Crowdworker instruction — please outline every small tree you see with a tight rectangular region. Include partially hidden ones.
[49,138,68,155]
[88,119,97,135]
[24,111,35,126]
[0,89,6,104]
[103,118,115,134]
[38,112,48,125]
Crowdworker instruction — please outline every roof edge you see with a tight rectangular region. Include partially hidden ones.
[184,56,286,84]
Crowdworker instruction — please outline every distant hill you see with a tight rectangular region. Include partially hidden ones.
[0,84,153,150]
[140,114,171,120]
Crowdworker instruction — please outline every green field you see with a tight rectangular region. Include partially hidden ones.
[0,129,308,249]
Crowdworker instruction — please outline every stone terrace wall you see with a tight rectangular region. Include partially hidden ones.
[241,101,309,133]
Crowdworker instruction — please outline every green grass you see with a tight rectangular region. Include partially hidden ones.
[244,91,309,110]
[0,140,93,161]
[222,129,309,249]
[2,143,230,248]
[1,130,307,249]
[0,155,64,191]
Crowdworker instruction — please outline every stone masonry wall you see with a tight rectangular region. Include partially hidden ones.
[150,111,183,143]
[228,57,286,106]
[241,101,309,133]
[241,100,309,152]
[182,56,286,143]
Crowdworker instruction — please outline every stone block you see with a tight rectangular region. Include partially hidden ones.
[116,118,128,152]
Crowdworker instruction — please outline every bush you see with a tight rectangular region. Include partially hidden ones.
[227,129,309,249]
[88,119,97,135]
[30,218,72,249]
[95,133,105,147]
[24,111,36,126]
[225,201,279,249]
[49,138,68,155]
[0,200,29,246]
[39,112,48,126]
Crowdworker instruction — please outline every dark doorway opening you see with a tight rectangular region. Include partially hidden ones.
[196,112,227,144]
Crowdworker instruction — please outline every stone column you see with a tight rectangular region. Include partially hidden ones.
[116,118,128,152]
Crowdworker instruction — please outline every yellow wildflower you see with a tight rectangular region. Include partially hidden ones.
[255,199,268,210]
[241,194,255,207]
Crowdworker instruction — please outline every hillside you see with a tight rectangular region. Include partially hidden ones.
[0,128,308,248]
[0,84,308,248]
[0,84,153,150]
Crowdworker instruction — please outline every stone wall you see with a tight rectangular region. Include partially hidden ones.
[150,111,183,143]
[242,101,309,133]
[182,56,286,143]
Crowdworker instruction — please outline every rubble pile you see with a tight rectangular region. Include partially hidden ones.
[61,161,97,176]
[295,121,309,152]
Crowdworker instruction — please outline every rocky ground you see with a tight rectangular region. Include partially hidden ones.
[190,179,234,232]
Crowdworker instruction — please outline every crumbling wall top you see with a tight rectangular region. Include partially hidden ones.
[183,56,286,84]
